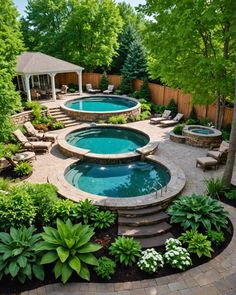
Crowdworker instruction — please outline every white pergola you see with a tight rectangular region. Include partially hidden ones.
[16,52,84,101]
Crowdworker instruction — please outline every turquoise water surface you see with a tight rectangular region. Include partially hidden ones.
[65,96,137,112]
[66,127,149,154]
[191,128,214,135]
[65,161,171,198]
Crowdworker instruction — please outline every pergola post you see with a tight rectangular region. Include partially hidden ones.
[49,73,56,101]
[76,71,83,95]
[24,74,31,101]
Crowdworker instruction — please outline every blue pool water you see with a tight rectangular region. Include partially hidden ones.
[66,127,149,154]
[65,161,171,198]
[65,96,137,112]
[191,128,214,135]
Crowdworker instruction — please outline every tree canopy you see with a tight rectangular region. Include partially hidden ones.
[22,0,123,70]
[139,0,235,126]
[0,0,24,141]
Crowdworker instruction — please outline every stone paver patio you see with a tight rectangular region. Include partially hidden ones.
[22,117,236,295]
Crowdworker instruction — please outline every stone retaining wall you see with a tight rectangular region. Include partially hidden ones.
[169,131,186,144]
[12,110,48,125]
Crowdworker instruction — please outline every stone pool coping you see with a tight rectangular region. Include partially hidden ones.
[60,94,141,122]
[183,125,222,137]
[47,154,186,208]
[58,124,158,160]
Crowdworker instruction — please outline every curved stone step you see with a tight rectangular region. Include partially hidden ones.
[118,222,171,238]
[118,205,162,217]
[118,212,169,226]
[136,232,174,248]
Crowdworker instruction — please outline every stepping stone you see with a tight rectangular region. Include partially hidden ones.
[118,222,171,238]
[118,212,169,226]
[136,232,174,248]
[118,205,162,217]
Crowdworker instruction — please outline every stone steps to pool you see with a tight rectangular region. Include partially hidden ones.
[49,107,78,128]
[117,206,174,248]
[119,211,169,226]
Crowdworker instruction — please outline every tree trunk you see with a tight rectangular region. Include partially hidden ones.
[215,95,221,128]
[222,73,236,187]
[219,97,225,130]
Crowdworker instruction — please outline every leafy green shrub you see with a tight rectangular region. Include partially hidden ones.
[52,199,80,223]
[167,195,229,231]
[14,162,33,177]
[141,101,151,112]
[166,98,177,117]
[138,248,164,273]
[207,230,225,246]
[0,226,44,283]
[222,129,231,141]
[151,104,165,114]
[185,118,198,125]
[179,230,213,258]
[119,76,133,95]
[109,236,141,266]
[50,121,65,130]
[199,118,213,126]
[0,143,21,159]
[173,123,185,135]
[99,72,109,91]
[205,178,226,199]
[164,238,192,271]
[98,119,105,124]
[0,189,36,230]
[36,219,101,283]
[108,116,118,124]
[32,115,53,126]
[77,199,99,224]
[140,111,151,120]
[131,91,140,99]
[92,210,116,229]
[68,88,76,93]
[139,77,150,100]
[0,178,13,191]
[23,183,58,226]
[116,115,127,124]
[225,190,236,200]
[95,257,116,280]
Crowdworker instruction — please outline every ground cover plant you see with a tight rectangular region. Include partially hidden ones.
[0,180,232,293]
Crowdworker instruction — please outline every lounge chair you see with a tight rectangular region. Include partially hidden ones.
[24,121,57,143]
[160,113,184,127]
[196,157,218,172]
[150,110,171,124]
[61,85,68,94]
[207,140,229,164]
[86,84,101,94]
[30,88,40,100]
[13,129,52,153]
[103,85,114,94]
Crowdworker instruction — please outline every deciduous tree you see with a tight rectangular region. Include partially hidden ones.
[0,0,24,141]
[139,0,235,128]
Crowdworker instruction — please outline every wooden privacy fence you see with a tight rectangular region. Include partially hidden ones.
[55,72,233,127]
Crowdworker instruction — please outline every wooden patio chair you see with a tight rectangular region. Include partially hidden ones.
[24,121,57,143]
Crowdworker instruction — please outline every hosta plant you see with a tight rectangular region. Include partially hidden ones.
[95,256,116,280]
[164,239,192,271]
[0,226,44,283]
[77,199,99,224]
[179,230,213,258]
[92,210,116,229]
[167,195,228,231]
[138,248,164,273]
[109,236,141,266]
[36,219,101,283]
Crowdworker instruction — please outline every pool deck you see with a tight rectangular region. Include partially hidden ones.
[24,116,236,295]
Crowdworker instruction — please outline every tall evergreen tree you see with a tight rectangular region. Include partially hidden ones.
[121,38,147,79]
[0,0,24,141]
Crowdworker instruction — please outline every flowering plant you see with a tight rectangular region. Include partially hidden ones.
[164,238,192,271]
[137,248,164,273]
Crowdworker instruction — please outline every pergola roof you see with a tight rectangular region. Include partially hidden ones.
[16,52,84,75]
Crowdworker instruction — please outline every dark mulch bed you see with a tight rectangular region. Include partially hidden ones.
[0,218,233,295]
[0,166,32,181]
[218,185,236,208]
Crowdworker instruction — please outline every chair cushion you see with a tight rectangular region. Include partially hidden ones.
[197,157,218,165]
[207,150,221,160]
[219,141,229,152]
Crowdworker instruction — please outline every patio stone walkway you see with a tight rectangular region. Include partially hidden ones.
[23,118,236,295]
[21,204,236,295]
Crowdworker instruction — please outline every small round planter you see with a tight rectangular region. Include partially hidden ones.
[169,131,186,144]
